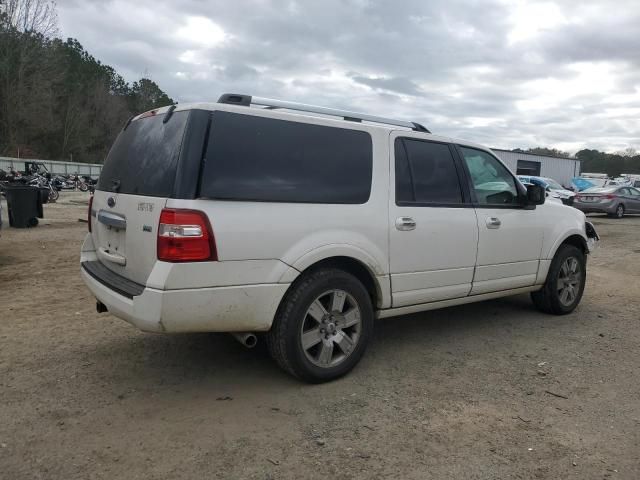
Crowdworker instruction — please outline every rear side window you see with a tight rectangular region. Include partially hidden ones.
[395,138,463,204]
[98,111,189,196]
[199,111,373,203]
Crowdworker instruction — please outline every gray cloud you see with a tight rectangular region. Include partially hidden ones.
[350,75,423,96]
[56,0,640,152]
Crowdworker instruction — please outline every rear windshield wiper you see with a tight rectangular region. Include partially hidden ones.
[163,105,177,124]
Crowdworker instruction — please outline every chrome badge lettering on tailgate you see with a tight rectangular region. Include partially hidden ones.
[137,202,154,212]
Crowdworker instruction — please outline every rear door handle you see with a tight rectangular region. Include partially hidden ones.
[486,217,501,229]
[396,217,416,231]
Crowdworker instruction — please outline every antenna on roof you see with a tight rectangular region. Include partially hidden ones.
[217,93,431,133]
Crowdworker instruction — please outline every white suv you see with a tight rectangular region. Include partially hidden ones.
[80,94,599,382]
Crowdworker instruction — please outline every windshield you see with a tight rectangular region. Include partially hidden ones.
[97,111,189,196]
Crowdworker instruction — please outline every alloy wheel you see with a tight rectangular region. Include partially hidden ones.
[557,256,581,307]
[300,289,362,368]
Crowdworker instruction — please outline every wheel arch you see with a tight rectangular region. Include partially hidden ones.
[547,231,589,260]
[279,254,390,310]
[558,234,588,256]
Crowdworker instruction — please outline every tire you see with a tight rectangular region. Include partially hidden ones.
[531,244,586,315]
[79,182,89,192]
[48,187,59,202]
[610,204,624,219]
[266,268,374,383]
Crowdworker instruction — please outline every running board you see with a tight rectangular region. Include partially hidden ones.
[376,286,541,319]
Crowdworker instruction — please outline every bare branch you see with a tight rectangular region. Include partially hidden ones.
[1,0,58,36]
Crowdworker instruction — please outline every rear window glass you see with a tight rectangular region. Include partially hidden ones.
[199,111,373,204]
[98,111,189,196]
[395,138,462,204]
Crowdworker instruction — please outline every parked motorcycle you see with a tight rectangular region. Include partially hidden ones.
[68,173,89,192]
[52,173,88,192]
[23,172,59,202]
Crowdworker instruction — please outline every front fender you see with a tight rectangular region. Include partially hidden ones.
[538,202,589,259]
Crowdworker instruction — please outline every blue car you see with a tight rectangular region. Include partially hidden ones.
[518,175,576,205]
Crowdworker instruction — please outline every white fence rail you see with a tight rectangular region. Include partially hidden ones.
[0,157,103,177]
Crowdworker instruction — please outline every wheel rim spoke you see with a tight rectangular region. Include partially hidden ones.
[560,261,569,277]
[307,300,328,323]
[317,340,334,365]
[568,258,578,274]
[342,308,360,328]
[334,331,354,355]
[301,328,323,350]
[331,290,347,313]
[560,287,570,304]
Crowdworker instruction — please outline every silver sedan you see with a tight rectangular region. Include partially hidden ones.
[573,186,640,218]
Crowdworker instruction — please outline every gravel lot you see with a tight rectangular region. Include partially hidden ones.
[1,193,639,479]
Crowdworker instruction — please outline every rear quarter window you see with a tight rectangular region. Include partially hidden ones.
[98,111,189,196]
[199,111,373,204]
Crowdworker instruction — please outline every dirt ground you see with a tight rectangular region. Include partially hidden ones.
[1,193,639,479]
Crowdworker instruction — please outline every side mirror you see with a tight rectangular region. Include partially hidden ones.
[526,184,546,206]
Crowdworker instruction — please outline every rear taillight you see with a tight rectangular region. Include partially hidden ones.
[157,208,217,262]
[604,194,616,199]
[88,195,94,232]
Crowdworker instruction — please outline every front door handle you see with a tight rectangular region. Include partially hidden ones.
[396,217,416,231]
[486,217,501,229]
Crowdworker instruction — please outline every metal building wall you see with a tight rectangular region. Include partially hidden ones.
[0,157,103,177]
[3,151,580,186]
[492,149,580,187]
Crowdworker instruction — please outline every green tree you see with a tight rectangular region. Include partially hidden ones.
[129,78,175,113]
[0,0,175,163]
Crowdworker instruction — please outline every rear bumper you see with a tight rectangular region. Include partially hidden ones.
[80,231,291,333]
[81,265,288,333]
[81,266,288,333]
[573,202,616,214]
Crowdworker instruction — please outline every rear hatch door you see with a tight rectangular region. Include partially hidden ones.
[91,110,191,286]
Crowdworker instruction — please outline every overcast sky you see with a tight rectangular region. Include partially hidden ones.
[57,0,639,153]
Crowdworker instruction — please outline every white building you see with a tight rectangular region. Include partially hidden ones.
[492,149,580,187]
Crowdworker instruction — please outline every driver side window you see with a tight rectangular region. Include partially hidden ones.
[460,147,520,206]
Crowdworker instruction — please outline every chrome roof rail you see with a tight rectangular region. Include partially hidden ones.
[217,93,430,133]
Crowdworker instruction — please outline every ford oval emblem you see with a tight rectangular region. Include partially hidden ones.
[107,197,116,208]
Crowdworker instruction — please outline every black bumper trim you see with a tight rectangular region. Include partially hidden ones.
[82,261,145,299]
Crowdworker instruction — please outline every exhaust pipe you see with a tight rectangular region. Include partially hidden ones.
[231,332,258,349]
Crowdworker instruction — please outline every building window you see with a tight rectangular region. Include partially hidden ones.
[516,159,541,176]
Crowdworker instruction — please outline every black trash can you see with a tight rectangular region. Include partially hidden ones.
[4,185,44,228]
[38,186,50,204]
